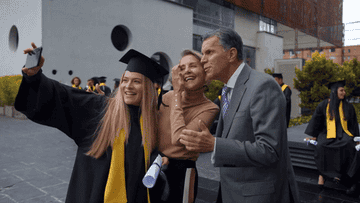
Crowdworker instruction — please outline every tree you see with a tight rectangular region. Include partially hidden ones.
[293,51,341,114]
[205,80,224,101]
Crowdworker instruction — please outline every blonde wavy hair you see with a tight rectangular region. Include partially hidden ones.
[87,72,158,159]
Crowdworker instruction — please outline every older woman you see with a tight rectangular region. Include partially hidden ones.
[15,43,168,203]
[153,50,219,203]
[305,80,360,195]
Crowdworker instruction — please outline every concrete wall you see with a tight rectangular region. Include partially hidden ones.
[234,7,259,48]
[0,0,42,76]
[278,23,334,50]
[255,31,284,72]
[41,0,193,87]
[275,58,305,118]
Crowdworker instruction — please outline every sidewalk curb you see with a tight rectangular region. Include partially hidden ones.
[0,105,27,120]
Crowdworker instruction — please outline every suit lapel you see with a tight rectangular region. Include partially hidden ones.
[222,64,251,138]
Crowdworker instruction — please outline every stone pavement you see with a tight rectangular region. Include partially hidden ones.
[1,115,360,203]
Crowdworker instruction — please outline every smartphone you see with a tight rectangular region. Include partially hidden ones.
[25,47,43,69]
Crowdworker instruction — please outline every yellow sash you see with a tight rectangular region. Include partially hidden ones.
[100,83,106,87]
[281,84,288,92]
[104,116,151,203]
[326,101,354,139]
[72,84,82,90]
[218,95,221,100]
[157,88,161,96]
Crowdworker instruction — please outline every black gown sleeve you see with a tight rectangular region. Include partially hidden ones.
[14,69,106,148]
[348,103,360,137]
[305,100,327,137]
[284,87,292,105]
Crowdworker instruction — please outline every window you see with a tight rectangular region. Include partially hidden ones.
[296,51,301,54]
[319,49,323,52]
[311,50,315,53]
[343,49,345,53]
[259,16,277,34]
[289,50,294,56]
[307,55,310,58]
[330,56,336,59]
[111,25,132,51]
[192,34,202,52]
[9,25,19,52]
[343,57,346,60]
[348,56,350,60]
[330,48,335,52]
[348,49,351,53]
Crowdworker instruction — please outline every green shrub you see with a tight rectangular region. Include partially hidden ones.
[0,75,22,107]
[353,103,360,124]
[264,68,274,75]
[289,115,313,127]
[205,80,224,101]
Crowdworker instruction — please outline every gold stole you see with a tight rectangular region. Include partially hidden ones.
[72,84,82,90]
[281,84,288,92]
[100,83,106,87]
[326,101,354,139]
[157,88,161,96]
[104,116,151,203]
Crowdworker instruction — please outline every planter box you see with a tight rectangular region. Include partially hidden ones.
[3,105,28,120]
[5,105,14,117]
[0,106,4,115]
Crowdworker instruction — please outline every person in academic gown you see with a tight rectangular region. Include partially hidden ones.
[154,49,219,203]
[113,78,120,94]
[85,77,98,93]
[98,76,112,96]
[15,43,168,203]
[71,76,82,89]
[305,80,360,194]
[273,73,292,127]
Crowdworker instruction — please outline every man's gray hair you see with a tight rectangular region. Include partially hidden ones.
[202,28,243,61]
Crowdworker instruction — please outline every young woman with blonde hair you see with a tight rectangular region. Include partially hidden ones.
[15,43,168,203]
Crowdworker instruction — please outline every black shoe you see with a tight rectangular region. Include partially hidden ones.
[347,184,357,195]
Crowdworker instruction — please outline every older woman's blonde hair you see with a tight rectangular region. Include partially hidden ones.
[181,49,203,61]
[87,72,158,160]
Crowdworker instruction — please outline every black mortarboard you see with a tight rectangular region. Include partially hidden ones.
[98,76,107,83]
[327,80,346,90]
[119,49,169,83]
[272,73,283,79]
[91,77,99,85]
[113,78,120,85]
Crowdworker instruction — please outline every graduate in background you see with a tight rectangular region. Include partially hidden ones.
[273,73,292,127]
[16,43,169,203]
[113,78,120,94]
[305,80,360,195]
[71,76,82,89]
[86,77,98,93]
[98,76,112,96]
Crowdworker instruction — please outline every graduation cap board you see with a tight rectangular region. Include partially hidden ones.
[327,80,346,90]
[98,76,107,83]
[272,73,283,79]
[114,78,120,86]
[120,49,169,83]
[90,77,99,85]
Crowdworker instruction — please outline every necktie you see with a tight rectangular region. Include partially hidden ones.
[221,86,231,119]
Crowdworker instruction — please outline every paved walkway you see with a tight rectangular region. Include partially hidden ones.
[1,115,360,203]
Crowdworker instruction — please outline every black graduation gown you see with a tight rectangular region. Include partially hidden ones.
[305,99,360,180]
[14,69,147,203]
[100,85,112,96]
[281,83,292,127]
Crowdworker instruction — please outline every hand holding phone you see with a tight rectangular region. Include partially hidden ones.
[22,42,45,76]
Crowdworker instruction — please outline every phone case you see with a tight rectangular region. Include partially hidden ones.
[25,47,43,69]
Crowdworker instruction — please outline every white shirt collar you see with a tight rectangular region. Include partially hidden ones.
[225,62,245,89]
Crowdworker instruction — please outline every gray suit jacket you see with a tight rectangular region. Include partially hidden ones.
[213,64,300,203]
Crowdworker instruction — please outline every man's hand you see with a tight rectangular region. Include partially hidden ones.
[22,42,45,76]
[162,156,169,166]
[179,120,215,153]
[95,84,105,96]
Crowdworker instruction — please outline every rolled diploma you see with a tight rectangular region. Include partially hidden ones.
[355,144,360,151]
[354,137,360,142]
[143,154,162,188]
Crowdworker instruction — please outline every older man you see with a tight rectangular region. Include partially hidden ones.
[179,28,300,203]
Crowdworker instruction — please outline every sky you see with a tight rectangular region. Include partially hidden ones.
[343,0,360,46]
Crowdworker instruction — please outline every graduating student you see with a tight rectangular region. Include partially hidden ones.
[113,78,120,94]
[305,80,360,194]
[15,43,168,203]
[155,50,219,203]
[71,76,82,89]
[273,73,292,127]
[86,77,98,93]
[98,76,112,96]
